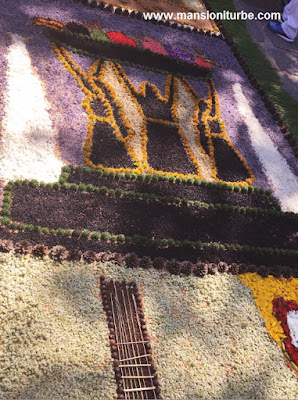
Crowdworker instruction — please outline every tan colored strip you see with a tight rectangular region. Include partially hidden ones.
[122,376,154,379]
[119,364,151,368]
[116,340,149,345]
[124,386,156,393]
[120,354,151,362]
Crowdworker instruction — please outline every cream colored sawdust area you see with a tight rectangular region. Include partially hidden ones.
[101,61,145,164]
[0,34,64,183]
[1,254,298,399]
[102,264,298,400]
[104,263,298,399]
[0,253,115,400]
[142,274,298,399]
[175,79,214,181]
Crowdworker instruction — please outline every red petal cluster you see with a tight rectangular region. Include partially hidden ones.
[195,56,212,68]
[272,297,298,365]
[107,31,137,47]
[142,37,168,55]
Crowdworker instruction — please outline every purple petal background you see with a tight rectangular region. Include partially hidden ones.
[0,0,297,195]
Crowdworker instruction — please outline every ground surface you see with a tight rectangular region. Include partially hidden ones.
[234,0,298,101]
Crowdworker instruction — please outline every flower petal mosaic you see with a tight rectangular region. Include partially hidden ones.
[0,0,297,398]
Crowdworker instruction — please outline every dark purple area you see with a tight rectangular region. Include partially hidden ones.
[164,45,195,63]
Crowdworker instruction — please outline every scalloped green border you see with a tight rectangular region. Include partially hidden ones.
[60,165,281,210]
[2,179,298,259]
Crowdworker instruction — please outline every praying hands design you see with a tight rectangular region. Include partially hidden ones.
[34,17,253,184]
[55,46,253,184]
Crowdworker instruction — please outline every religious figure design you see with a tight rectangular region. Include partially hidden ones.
[33,18,254,185]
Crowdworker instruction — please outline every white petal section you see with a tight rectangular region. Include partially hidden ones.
[101,62,144,163]
[0,34,64,183]
[287,310,298,348]
[176,80,213,181]
[233,83,298,213]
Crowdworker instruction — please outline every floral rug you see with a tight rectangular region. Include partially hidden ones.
[0,0,297,398]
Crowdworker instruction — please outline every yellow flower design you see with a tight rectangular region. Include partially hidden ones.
[237,273,298,345]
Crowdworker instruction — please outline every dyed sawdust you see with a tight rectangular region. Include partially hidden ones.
[8,185,298,250]
[86,0,218,32]
[0,254,297,399]
[0,0,298,396]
